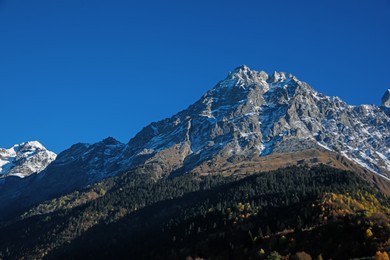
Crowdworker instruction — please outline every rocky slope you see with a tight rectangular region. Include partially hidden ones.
[0,138,125,220]
[0,141,56,180]
[118,65,390,181]
[41,137,125,182]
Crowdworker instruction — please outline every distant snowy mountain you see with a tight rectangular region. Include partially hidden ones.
[0,141,56,179]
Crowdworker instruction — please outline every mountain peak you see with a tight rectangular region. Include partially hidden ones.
[102,137,121,146]
[225,67,301,91]
[0,141,56,179]
[118,66,390,181]
[230,65,267,79]
[17,141,45,151]
[217,66,269,91]
[232,64,251,73]
[269,71,288,83]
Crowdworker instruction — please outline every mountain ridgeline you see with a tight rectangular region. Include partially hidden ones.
[0,66,389,259]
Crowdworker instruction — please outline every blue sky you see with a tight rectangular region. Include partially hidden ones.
[0,0,390,153]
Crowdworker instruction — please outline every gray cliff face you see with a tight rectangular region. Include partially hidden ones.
[119,65,390,180]
[382,89,390,108]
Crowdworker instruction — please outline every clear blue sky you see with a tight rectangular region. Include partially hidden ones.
[1,0,389,153]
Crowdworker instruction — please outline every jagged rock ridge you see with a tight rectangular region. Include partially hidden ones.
[118,65,390,180]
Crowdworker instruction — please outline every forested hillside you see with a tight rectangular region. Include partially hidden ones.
[0,165,388,259]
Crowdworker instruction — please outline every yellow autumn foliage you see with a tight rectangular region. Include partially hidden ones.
[375,251,390,260]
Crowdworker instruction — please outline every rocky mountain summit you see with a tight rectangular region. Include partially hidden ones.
[118,65,390,180]
[0,141,56,180]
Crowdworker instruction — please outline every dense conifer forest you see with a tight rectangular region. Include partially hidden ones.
[0,165,389,259]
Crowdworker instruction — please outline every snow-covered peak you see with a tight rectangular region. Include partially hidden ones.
[270,71,287,83]
[207,68,314,109]
[0,141,56,179]
[219,67,306,96]
[22,141,46,149]
[227,65,269,86]
[231,64,253,76]
[12,141,46,153]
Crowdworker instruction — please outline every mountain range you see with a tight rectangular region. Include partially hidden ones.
[0,65,389,259]
[2,65,389,197]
